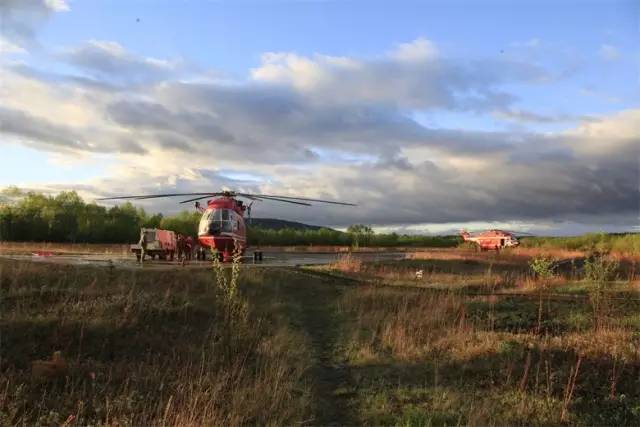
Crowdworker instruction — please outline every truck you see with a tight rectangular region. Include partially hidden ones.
[130,228,177,261]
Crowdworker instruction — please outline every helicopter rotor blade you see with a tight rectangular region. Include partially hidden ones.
[133,192,224,201]
[97,190,354,207]
[239,193,356,206]
[97,192,221,201]
[249,195,312,206]
[503,230,535,236]
[179,195,219,204]
[241,195,262,201]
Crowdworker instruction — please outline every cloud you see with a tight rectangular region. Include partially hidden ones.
[389,37,439,62]
[1,38,637,231]
[0,36,26,55]
[251,38,548,111]
[0,0,69,47]
[43,0,69,12]
[61,40,182,85]
[0,106,146,154]
[495,109,594,124]
[0,106,86,150]
[105,99,235,144]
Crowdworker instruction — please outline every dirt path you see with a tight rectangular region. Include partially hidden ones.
[277,270,356,425]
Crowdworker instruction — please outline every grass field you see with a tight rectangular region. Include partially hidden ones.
[321,251,640,425]
[2,247,640,425]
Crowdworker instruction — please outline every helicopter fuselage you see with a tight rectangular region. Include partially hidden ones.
[460,229,520,251]
[197,197,248,258]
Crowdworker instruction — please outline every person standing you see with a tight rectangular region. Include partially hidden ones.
[176,234,184,261]
[185,235,194,260]
[140,230,148,263]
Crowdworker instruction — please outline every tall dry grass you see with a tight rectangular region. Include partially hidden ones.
[0,259,311,426]
[338,284,640,425]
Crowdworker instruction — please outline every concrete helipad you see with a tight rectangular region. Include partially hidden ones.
[0,250,407,270]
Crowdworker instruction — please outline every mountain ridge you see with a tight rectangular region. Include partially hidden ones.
[247,218,332,231]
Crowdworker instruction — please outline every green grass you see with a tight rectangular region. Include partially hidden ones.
[521,232,640,255]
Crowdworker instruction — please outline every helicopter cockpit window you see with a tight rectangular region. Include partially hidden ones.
[198,210,212,235]
[199,208,235,236]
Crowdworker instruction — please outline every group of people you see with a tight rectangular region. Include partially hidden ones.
[176,233,195,261]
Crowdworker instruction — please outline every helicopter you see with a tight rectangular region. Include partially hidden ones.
[460,229,531,251]
[97,190,355,261]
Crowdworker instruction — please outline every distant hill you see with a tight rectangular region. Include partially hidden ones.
[247,218,331,231]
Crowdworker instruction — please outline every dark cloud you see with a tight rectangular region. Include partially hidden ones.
[61,40,180,85]
[0,106,146,154]
[149,81,524,160]
[0,0,68,47]
[497,108,595,123]
[0,106,86,150]
[106,100,234,143]
[7,62,125,91]
[270,146,638,228]
[86,126,638,229]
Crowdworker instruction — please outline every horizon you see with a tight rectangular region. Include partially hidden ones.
[1,0,638,236]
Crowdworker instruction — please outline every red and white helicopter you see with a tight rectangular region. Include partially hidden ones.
[98,190,355,261]
[460,229,531,251]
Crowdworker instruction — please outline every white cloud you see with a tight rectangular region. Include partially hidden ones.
[44,0,70,12]
[251,52,334,90]
[389,37,438,62]
[564,109,640,156]
[251,38,546,110]
[0,37,26,55]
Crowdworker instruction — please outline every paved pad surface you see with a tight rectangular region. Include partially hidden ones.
[0,251,406,270]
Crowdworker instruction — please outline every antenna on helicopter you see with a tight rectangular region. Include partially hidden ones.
[247,201,254,224]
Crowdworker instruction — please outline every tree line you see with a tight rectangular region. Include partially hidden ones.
[0,189,162,243]
[0,189,459,247]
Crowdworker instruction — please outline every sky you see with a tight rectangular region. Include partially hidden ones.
[0,0,638,235]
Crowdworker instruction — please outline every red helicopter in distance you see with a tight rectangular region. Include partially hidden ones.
[460,229,532,251]
[98,190,355,261]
